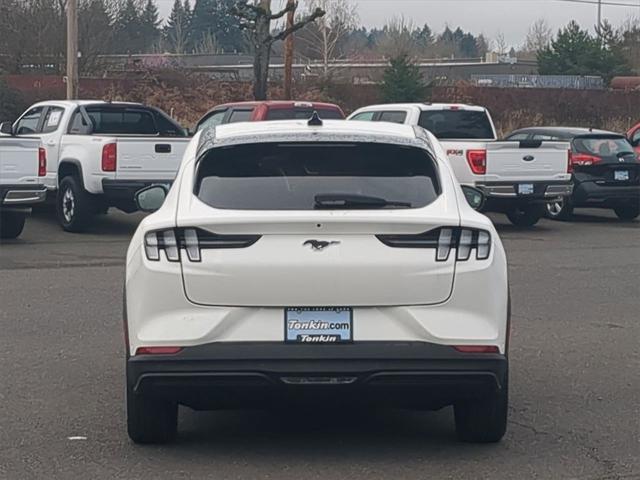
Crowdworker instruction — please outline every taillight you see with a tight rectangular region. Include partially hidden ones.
[101,142,117,171]
[135,347,183,355]
[466,149,487,175]
[38,147,47,176]
[143,228,261,262]
[567,150,573,174]
[570,152,601,167]
[377,227,492,262]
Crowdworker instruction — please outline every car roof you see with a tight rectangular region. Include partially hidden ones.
[508,126,622,140]
[207,100,342,111]
[32,100,144,108]
[354,103,487,112]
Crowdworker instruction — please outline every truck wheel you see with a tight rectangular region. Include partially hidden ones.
[613,205,640,221]
[0,212,26,239]
[127,385,178,444]
[454,372,508,443]
[506,204,545,227]
[545,197,574,221]
[57,176,95,232]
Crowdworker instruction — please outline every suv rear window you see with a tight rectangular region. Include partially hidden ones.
[266,108,344,120]
[195,143,440,210]
[418,110,494,139]
[572,136,635,159]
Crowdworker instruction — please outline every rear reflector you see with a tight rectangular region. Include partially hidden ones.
[135,346,183,355]
[454,345,500,353]
[38,147,47,177]
[466,149,487,175]
[101,142,117,172]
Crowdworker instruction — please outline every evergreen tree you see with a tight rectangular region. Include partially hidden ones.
[190,0,244,53]
[140,0,161,51]
[380,54,426,102]
[164,0,191,53]
[114,0,143,53]
[79,0,113,71]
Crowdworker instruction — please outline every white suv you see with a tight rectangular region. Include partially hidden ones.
[124,117,510,444]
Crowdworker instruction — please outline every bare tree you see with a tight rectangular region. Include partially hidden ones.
[297,0,359,79]
[233,0,325,100]
[378,16,418,58]
[493,32,508,55]
[523,18,553,53]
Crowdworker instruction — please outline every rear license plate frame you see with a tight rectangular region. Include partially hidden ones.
[518,183,535,195]
[614,170,630,181]
[285,307,353,344]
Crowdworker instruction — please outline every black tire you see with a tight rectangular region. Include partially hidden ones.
[127,385,178,444]
[56,176,95,232]
[613,205,640,221]
[506,204,545,227]
[454,372,508,443]
[0,211,26,239]
[545,196,574,221]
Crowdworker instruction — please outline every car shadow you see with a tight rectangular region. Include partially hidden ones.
[29,209,146,237]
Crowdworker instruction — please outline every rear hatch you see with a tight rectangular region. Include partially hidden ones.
[0,136,41,184]
[571,135,640,185]
[115,137,190,181]
[178,141,458,307]
[484,141,571,182]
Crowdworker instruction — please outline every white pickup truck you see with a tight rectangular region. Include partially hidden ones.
[5,101,189,232]
[0,133,47,238]
[348,103,573,226]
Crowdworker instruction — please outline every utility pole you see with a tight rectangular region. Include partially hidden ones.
[283,0,296,100]
[66,0,79,100]
[597,0,602,29]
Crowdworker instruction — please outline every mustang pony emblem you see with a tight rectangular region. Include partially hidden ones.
[303,240,341,251]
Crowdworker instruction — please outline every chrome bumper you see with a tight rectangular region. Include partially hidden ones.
[478,183,573,198]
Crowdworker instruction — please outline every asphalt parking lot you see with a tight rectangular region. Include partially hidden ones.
[0,208,638,480]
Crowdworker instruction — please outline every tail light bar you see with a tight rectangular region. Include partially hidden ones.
[144,228,261,262]
[567,150,573,174]
[377,227,491,262]
[466,149,487,175]
[38,147,47,176]
[101,142,117,172]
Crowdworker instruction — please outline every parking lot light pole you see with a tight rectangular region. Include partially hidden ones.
[66,0,79,100]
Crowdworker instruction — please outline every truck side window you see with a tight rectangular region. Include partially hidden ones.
[228,109,254,123]
[153,111,187,137]
[41,107,65,134]
[15,107,44,135]
[197,110,226,132]
[632,129,640,146]
[378,111,407,124]
[68,110,91,135]
[505,133,529,141]
[351,112,376,121]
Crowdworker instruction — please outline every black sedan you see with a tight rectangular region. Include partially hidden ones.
[505,127,640,221]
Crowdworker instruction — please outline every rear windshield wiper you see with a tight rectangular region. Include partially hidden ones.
[314,193,412,209]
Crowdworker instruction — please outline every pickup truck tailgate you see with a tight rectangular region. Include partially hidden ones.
[0,136,41,184]
[486,141,571,182]
[115,137,190,181]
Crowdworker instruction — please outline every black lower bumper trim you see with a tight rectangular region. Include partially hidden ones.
[573,181,640,207]
[127,342,508,410]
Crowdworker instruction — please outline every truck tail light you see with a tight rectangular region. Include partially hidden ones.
[567,150,574,174]
[570,152,601,167]
[101,142,117,172]
[143,228,261,262]
[466,149,487,175]
[38,147,47,176]
[377,227,492,262]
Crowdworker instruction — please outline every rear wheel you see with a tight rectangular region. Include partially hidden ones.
[506,204,545,227]
[454,373,508,443]
[56,176,95,232]
[127,385,178,444]
[545,196,574,221]
[0,211,26,239]
[613,205,640,221]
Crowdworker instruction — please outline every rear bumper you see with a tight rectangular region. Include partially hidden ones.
[477,180,573,201]
[101,179,173,209]
[573,181,640,207]
[0,184,47,208]
[127,341,508,410]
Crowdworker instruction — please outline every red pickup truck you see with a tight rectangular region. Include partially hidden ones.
[195,101,345,133]
[627,123,640,154]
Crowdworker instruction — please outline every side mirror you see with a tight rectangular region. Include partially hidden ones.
[0,122,14,135]
[135,185,168,213]
[461,185,486,211]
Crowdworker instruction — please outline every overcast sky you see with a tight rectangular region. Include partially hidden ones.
[156,0,640,48]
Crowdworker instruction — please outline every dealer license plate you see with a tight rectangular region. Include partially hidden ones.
[518,183,534,195]
[614,170,629,181]
[285,307,353,343]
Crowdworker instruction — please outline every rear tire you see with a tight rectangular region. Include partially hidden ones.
[506,204,545,227]
[613,205,640,221]
[0,211,26,239]
[454,373,508,443]
[545,196,574,221]
[56,176,95,232]
[127,385,178,444]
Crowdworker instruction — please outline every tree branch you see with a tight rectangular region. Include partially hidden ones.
[270,1,298,20]
[272,7,325,42]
